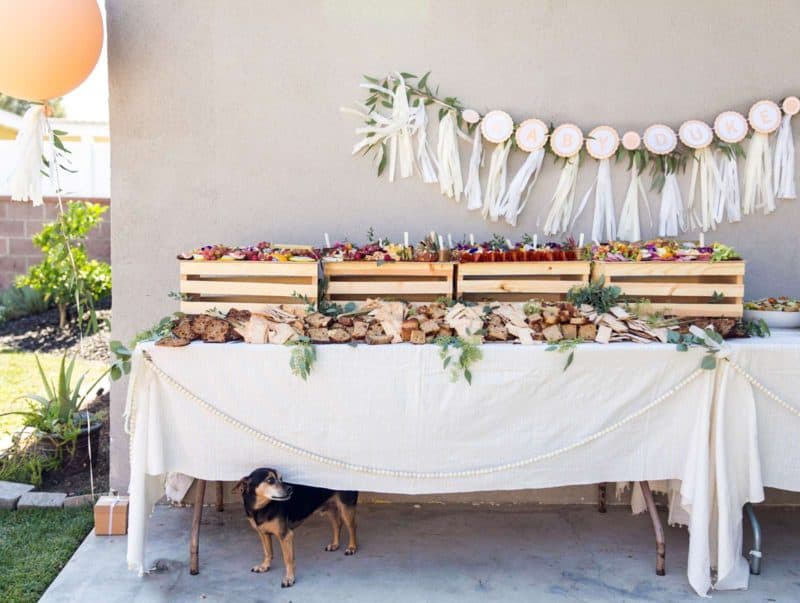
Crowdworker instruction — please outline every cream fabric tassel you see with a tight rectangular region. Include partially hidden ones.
[743,133,775,215]
[572,158,616,242]
[716,152,742,223]
[412,100,438,184]
[437,112,464,201]
[658,172,687,237]
[483,140,512,221]
[10,105,47,206]
[464,129,484,211]
[499,148,545,226]
[542,155,580,236]
[617,165,651,242]
[687,148,721,232]
[387,79,414,182]
[773,114,796,201]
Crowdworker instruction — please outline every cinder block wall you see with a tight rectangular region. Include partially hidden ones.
[0,197,111,288]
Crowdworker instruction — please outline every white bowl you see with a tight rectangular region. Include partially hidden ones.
[743,309,800,329]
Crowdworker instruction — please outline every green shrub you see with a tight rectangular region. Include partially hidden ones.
[16,201,111,328]
[0,286,50,323]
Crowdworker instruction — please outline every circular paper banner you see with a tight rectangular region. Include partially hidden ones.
[782,96,800,116]
[585,125,620,159]
[714,111,748,143]
[515,118,548,152]
[622,131,641,151]
[462,108,481,124]
[643,124,677,155]
[550,123,583,158]
[481,110,514,143]
[748,100,782,134]
[678,120,713,149]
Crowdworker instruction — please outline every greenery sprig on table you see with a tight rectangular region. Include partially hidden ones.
[434,335,483,384]
[566,277,622,314]
[286,336,316,381]
[545,337,583,372]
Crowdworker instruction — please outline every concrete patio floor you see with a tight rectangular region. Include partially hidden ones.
[42,503,799,602]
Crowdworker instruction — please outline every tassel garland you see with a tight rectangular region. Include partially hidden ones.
[687,148,721,232]
[617,165,651,242]
[499,148,545,226]
[572,158,617,242]
[658,171,687,237]
[412,100,438,183]
[437,112,464,201]
[542,155,580,235]
[773,114,796,200]
[464,129,484,211]
[10,105,47,206]
[743,133,775,215]
[716,151,742,223]
[483,140,512,221]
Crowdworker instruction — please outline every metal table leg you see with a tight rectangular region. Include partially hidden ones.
[640,481,665,576]
[189,479,207,575]
[598,483,607,513]
[744,502,762,575]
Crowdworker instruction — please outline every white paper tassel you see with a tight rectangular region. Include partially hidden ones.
[464,129,484,211]
[716,151,742,223]
[387,79,414,182]
[437,112,463,201]
[483,140,512,221]
[687,147,721,232]
[658,172,687,237]
[743,133,775,215]
[617,165,651,242]
[542,155,580,236]
[412,100,438,184]
[499,148,545,226]
[572,158,616,242]
[10,105,47,206]
[773,114,796,200]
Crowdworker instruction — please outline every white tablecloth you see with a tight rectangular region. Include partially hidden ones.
[124,333,800,596]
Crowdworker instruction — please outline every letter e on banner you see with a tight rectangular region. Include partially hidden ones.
[748,100,781,134]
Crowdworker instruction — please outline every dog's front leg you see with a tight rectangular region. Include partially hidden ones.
[278,531,296,588]
[251,530,273,573]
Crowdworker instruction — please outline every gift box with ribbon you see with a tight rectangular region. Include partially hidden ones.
[94,495,129,536]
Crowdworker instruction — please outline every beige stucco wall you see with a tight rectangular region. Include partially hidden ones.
[107,0,800,495]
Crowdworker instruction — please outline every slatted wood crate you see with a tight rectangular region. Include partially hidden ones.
[179,261,318,313]
[456,262,591,302]
[322,261,455,303]
[591,261,745,317]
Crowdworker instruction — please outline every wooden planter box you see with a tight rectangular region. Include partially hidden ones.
[456,261,591,302]
[591,261,745,317]
[322,261,455,303]
[179,261,318,313]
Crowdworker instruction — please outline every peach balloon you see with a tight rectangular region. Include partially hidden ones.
[0,0,103,102]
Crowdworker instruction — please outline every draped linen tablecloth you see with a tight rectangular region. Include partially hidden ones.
[124,333,800,596]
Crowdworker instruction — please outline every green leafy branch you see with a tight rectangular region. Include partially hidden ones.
[286,336,316,381]
[434,335,483,385]
[667,326,724,370]
[546,337,583,371]
[567,276,622,314]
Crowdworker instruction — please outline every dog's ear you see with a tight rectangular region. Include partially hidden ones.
[232,477,248,494]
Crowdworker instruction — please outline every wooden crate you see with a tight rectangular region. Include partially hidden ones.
[179,261,318,313]
[322,261,455,303]
[456,262,591,302]
[591,261,745,317]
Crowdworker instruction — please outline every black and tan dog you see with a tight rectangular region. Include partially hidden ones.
[235,467,358,588]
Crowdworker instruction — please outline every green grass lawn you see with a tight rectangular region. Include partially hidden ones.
[0,506,95,603]
[0,350,108,437]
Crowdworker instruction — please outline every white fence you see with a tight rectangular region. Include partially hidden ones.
[0,137,110,199]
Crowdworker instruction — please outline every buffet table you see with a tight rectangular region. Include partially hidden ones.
[125,333,800,596]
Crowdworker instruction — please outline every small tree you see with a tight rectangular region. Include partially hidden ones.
[17,201,111,329]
